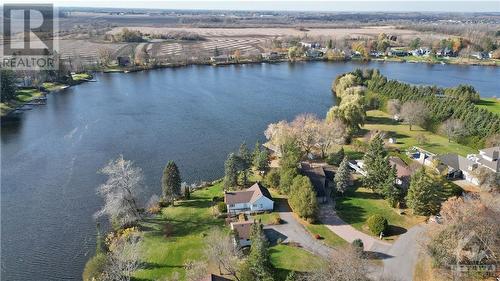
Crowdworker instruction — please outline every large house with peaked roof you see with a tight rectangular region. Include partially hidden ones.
[389,156,413,187]
[224,183,274,215]
[230,221,253,247]
[437,146,500,185]
[298,162,333,203]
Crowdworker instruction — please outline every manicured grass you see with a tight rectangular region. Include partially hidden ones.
[0,103,13,116]
[15,88,44,102]
[336,186,426,241]
[304,223,347,247]
[477,98,500,115]
[362,110,476,156]
[253,212,280,225]
[269,244,324,279]
[42,82,68,92]
[72,73,92,81]
[133,183,225,281]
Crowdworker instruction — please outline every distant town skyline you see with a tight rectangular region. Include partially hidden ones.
[4,0,500,12]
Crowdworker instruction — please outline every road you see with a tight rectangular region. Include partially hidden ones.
[262,200,334,259]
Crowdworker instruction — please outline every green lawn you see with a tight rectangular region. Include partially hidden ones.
[363,110,476,156]
[304,223,347,247]
[42,82,68,92]
[72,72,92,81]
[336,186,426,241]
[253,212,280,225]
[269,244,324,280]
[477,98,500,115]
[15,88,44,102]
[133,183,225,280]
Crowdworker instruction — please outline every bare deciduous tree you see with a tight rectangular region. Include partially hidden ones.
[300,247,369,281]
[102,229,143,281]
[400,101,428,131]
[386,99,401,116]
[316,119,347,158]
[441,118,465,142]
[94,155,143,228]
[204,228,242,281]
[184,260,208,281]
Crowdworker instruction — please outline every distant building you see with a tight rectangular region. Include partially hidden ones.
[299,41,320,49]
[230,221,253,247]
[305,49,323,58]
[210,55,231,63]
[388,49,408,57]
[224,183,274,215]
[410,47,431,57]
[201,274,232,281]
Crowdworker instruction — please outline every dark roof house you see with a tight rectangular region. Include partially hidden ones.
[299,162,328,202]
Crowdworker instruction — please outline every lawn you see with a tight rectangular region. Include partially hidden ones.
[336,186,426,241]
[42,82,68,92]
[269,244,324,280]
[362,110,476,156]
[15,88,44,102]
[304,223,347,247]
[253,212,280,225]
[72,72,92,81]
[477,98,500,115]
[133,183,225,281]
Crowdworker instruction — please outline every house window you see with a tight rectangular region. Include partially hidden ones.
[253,204,258,207]
[229,204,235,207]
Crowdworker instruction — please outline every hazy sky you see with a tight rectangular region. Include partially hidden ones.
[4,0,500,12]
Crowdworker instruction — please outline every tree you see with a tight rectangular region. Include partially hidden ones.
[264,169,280,190]
[255,149,269,173]
[304,247,368,281]
[280,138,302,170]
[326,39,333,49]
[334,157,350,195]
[204,228,242,281]
[326,93,366,132]
[224,153,239,190]
[400,101,428,130]
[279,168,297,194]
[440,118,465,142]
[316,120,347,158]
[426,195,500,268]
[102,227,143,281]
[409,37,422,49]
[326,146,345,166]
[386,99,401,116]
[1,70,17,102]
[289,175,318,220]
[95,155,142,228]
[243,222,274,281]
[238,142,252,186]
[162,161,181,204]
[184,260,208,281]
[381,166,401,207]
[406,169,444,216]
[362,134,390,193]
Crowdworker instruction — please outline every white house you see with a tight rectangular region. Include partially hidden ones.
[230,221,253,247]
[224,183,274,215]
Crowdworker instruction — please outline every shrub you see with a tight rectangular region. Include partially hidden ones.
[164,222,174,237]
[217,202,227,213]
[366,214,388,235]
[326,147,345,165]
[82,253,107,281]
[314,234,321,239]
[264,169,280,190]
[271,214,282,225]
[352,239,364,255]
[158,198,169,208]
[212,196,223,202]
[238,213,246,221]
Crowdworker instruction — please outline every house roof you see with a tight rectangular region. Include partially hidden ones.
[231,221,253,240]
[299,163,326,197]
[224,183,272,205]
[389,157,412,178]
[479,146,500,159]
[438,154,474,171]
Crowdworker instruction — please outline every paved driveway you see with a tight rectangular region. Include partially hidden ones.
[263,199,334,259]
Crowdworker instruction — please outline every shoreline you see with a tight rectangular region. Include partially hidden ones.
[2,57,498,119]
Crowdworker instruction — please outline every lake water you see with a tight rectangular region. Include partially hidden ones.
[1,61,499,280]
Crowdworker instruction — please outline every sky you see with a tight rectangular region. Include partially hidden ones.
[3,0,500,12]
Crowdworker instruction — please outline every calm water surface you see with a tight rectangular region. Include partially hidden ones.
[1,61,499,280]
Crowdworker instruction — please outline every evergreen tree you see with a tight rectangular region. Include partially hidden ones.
[334,156,351,196]
[252,141,261,165]
[381,165,401,207]
[280,138,302,170]
[162,161,181,203]
[246,222,274,281]
[362,134,390,193]
[255,149,269,173]
[0,70,17,102]
[289,175,318,220]
[223,153,238,190]
[406,169,443,215]
[238,142,252,186]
